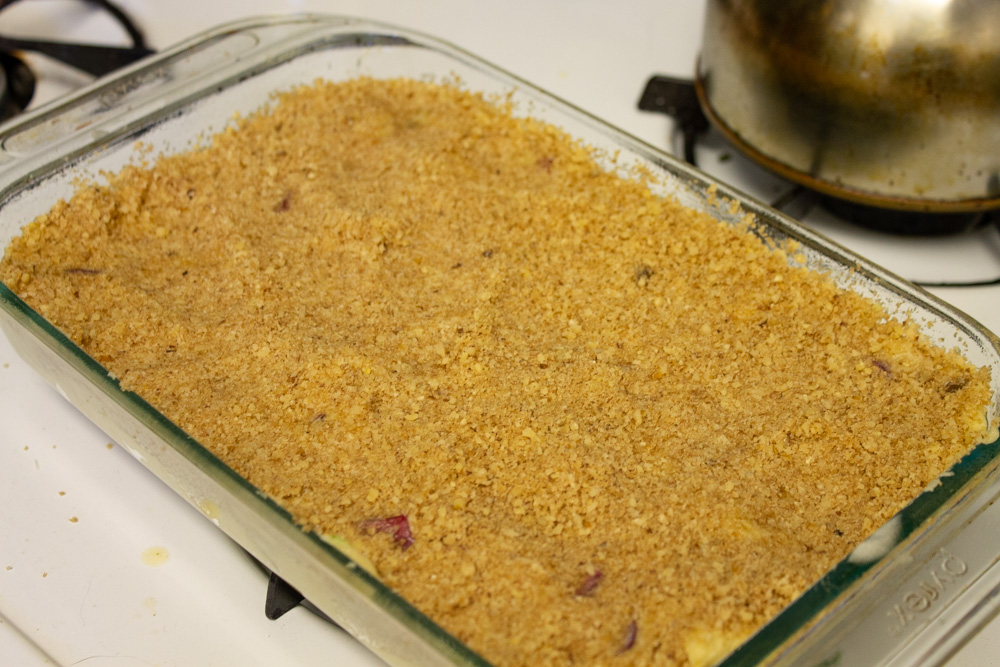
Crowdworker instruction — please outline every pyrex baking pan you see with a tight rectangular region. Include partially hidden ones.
[1,15,999,667]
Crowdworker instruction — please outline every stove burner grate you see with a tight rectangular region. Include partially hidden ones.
[240,548,345,627]
[0,48,33,122]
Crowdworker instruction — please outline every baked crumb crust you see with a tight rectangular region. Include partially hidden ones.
[1,78,993,667]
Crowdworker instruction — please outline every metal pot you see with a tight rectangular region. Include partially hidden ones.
[695,0,1000,213]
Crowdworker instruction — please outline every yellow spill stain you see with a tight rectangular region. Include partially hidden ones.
[141,546,170,567]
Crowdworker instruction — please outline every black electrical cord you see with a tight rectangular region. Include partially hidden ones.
[0,0,153,77]
[0,0,149,47]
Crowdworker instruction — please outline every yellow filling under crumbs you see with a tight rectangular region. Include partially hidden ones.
[1,78,993,667]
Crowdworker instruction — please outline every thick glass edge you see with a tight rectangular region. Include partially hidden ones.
[0,14,408,202]
[0,12,997,666]
[0,20,502,666]
[722,442,1000,666]
[0,14,347,136]
[0,278,493,666]
[528,77,1000,664]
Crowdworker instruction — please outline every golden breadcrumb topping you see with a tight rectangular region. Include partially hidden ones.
[1,78,993,667]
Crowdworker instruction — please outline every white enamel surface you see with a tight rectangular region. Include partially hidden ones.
[1,2,999,666]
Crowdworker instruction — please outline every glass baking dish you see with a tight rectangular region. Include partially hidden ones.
[1,15,999,667]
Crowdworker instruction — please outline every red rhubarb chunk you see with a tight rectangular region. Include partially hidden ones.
[871,358,891,375]
[575,570,603,596]
[617,620,638,655]
[360,515,414,550]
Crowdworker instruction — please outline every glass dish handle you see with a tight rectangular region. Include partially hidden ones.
[775,461,1000,666]
[0,15,353,175]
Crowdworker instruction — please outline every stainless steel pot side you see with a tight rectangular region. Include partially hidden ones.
[696,0,1000,213]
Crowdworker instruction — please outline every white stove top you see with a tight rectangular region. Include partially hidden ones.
[1,2,998,665]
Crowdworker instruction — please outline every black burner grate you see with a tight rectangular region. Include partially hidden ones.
[242,550,343,627]
[0,49,33,122]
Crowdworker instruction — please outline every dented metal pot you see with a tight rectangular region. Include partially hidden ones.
[696,0,1000,213]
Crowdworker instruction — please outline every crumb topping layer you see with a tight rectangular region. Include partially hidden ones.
[1,78,992,667]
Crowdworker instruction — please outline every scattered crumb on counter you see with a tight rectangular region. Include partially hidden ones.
[1,77,993,667]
